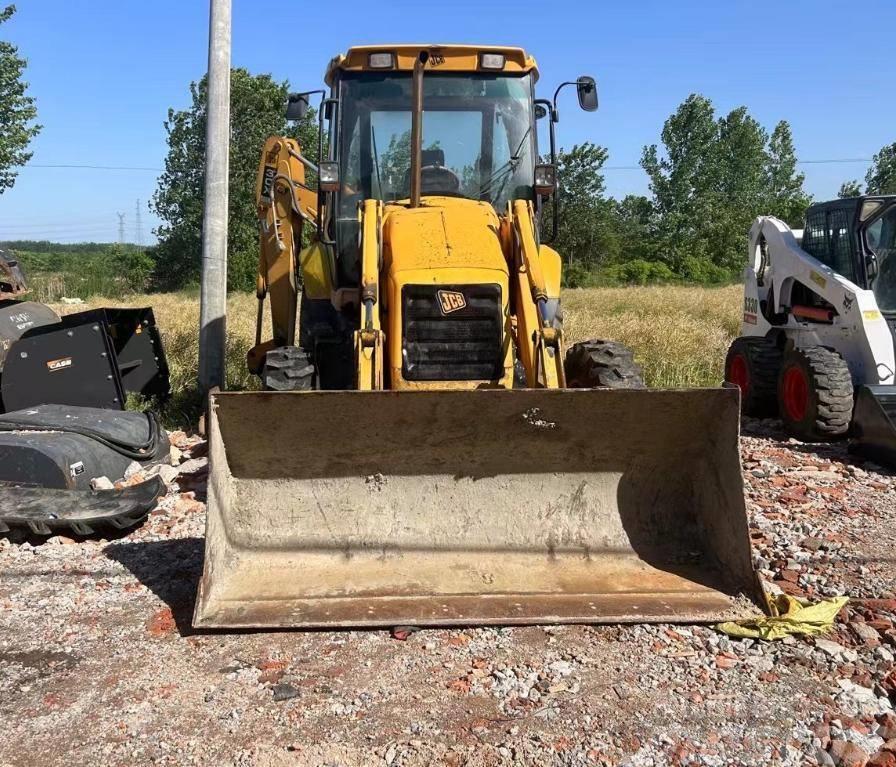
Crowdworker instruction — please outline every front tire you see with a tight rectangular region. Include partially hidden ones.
[777,346,853,440]
[262,346,315,391]
[565,340,645,389]
[724,337,782,417]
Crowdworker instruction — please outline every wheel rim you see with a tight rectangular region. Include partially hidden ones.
[728,353,750,397]
[782,366,809,422]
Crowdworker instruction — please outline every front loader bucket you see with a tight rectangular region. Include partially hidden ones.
[194,388,762,629]
[850,385,896,469]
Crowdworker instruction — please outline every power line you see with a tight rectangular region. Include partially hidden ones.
[603,157,875,171]
[21,157,875,174]
[26,163,164,172]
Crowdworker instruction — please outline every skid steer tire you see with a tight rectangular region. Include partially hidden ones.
[778,346,854,441]
[262,346,315,391]
[565,340,645,389]
[724,337,782,417]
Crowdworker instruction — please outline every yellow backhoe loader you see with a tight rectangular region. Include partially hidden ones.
[194,45,762,629]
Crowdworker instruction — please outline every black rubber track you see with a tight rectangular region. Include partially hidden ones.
[724,336,783,417]
[262,346,315,391]
[564,340,645,389]
[778,346,854,441]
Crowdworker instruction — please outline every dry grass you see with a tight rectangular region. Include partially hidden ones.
[562,284,743,388]
[53,284,742,426]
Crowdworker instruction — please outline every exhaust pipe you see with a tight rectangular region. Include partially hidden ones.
[409,50,429,208]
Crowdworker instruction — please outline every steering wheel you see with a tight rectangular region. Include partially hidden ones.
[420,165,461,195]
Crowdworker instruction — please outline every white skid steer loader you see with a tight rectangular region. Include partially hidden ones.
[726,195,896,465]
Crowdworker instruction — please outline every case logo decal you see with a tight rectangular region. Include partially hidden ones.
[437,290,466,315]
[46,357,72,372]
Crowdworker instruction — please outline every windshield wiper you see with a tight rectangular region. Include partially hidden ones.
[478,126,532,202]
[371,125,383,198]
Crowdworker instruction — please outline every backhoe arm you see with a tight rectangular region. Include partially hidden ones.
[247,137,320,373]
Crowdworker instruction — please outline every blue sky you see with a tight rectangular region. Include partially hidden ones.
[1,0,894,243]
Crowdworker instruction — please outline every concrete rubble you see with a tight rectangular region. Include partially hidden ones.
[0,417,895,766]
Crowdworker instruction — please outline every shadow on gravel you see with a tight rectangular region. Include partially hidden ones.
[104,537,203,636]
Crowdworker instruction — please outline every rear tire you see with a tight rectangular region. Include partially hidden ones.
[724,337,782,417]
[777,346,853,441]
[262,346,315,391]
[565,340,645,389]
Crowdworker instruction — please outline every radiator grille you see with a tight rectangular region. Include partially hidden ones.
[402,284,503,381]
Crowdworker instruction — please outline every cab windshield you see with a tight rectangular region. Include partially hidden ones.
[867,205,896,312]
[337,71,535,216]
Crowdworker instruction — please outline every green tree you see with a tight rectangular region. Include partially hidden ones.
[152,69,318,291]
[641,95,798,282]
[606,194,661,268]
[0,5,40,193]
[866,143,896,195]
[713,106,769,272]
[550,143,616,279]
[641,94,726,276]
[764,121,811,225]
[838,180,863,198]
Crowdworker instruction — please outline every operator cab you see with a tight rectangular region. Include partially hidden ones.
[800,196,896,320]
[291,45,596,288]
[326,48,539,286]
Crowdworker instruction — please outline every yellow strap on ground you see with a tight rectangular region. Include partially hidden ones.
[716,593,849,640]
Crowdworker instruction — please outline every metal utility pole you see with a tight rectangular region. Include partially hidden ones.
[198,0,231,394]
[117,212,126,244]
[135,200,143,246]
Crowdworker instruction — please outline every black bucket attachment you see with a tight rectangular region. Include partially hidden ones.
[0,306,169,412]
[850,385,896,468]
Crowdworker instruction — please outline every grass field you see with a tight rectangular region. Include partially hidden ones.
[54,284,743,427]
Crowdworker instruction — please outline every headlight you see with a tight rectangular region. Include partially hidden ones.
[368,52,394,69]
[479,53,505,70]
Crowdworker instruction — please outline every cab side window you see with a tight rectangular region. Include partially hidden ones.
[803,211,827,261]
[801,208,857,283]
[828,208,856,282]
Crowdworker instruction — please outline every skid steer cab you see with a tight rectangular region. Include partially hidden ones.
[727,195,896,462]
[193,45,764,631]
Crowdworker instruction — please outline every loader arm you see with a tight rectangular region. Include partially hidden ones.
[512,200,566,388]
[355,199,384,390]
[745,216,895,385]
[247,137,324,373]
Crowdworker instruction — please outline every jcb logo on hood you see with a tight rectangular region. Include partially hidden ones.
[437,290,466,315]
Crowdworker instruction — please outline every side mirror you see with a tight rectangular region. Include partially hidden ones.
[286,92,310,121]
[576,76,598,112]
[534,103,548,120]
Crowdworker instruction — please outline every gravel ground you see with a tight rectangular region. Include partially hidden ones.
[1,421,895,767]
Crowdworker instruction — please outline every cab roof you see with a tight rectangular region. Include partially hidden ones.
[325,45,538,86]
